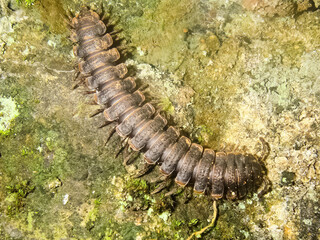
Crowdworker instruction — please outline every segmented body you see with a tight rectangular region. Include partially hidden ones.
[70,8,267,200]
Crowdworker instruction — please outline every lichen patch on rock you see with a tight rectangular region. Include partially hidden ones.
[0,96,19,134]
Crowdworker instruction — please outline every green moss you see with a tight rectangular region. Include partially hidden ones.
[16,0,37,7]
[188,218,199,227]
[5,180,35,216]
[83,198,102,230]
[123,179,151,211]
[159,97,175,115]
[27,211,36,231]
[0,0,319,238]
[152,195,175,214]
[126,178,149,194]
[196,125,214,144]
[172,219,185,228]
[102,220,143,240]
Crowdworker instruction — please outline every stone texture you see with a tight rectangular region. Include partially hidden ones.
[0,0,319,239]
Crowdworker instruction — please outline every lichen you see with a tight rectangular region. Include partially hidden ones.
[0,96,19,135]
[0,0,320,239]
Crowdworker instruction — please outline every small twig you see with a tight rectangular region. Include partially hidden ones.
[186,200,218,240]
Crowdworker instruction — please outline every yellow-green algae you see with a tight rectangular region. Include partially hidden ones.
[16,0,36,7]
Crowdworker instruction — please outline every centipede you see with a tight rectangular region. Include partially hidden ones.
[68,7,270,235]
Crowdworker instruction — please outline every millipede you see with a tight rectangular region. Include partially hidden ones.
[68,6,270,237]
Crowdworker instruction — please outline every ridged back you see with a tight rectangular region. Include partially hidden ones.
[70,7,266,200]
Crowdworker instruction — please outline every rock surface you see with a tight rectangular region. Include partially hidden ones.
[0,0,319,239]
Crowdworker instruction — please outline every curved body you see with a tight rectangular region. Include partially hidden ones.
[70,8,267,200]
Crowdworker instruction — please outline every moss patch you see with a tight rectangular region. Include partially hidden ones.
[5,180,35,216]
[16,0,37,7]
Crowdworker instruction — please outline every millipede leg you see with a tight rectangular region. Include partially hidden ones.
[72,72,85,89]
[87,100,98,105]
[83,90,96,95]
[123,149,140,165]
[98,121,112,129]
[101,13,109,21]
[109,29,122,36]
[115,138,129,158]
[259,137,270,162]
[73,63,79,71]
[133,163,155,178]
[66,9,74,22]
[164,184,182,197]
[72,80,85,90]
[150,174,167,184]
[89,108,104,118]
[63,18,73,29]
[116,45,127,51]
[151,177,172,195]
[257,178,272,198]
[63,10,74,28]
[151,182,168,195]
[109,18,120,26]
[105,127,116,145]
[186,201,218,240]
[72,70,80,81]
[137,84,149,92]
[97,4,104,16]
